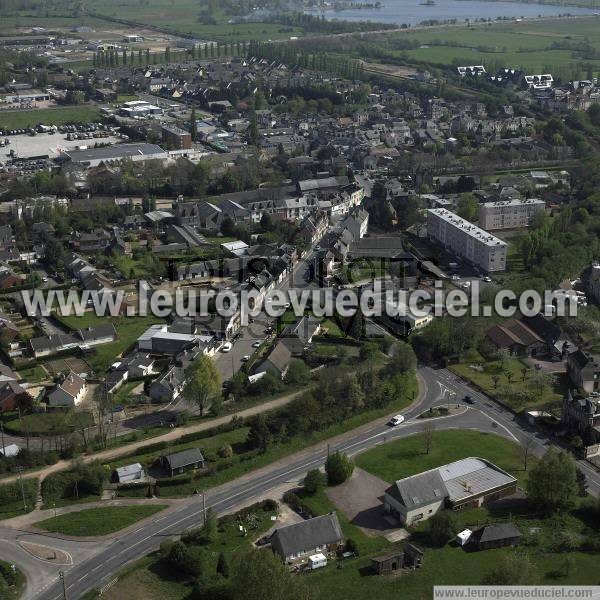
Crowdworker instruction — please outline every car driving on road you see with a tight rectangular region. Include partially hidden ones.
[388,414,405,426]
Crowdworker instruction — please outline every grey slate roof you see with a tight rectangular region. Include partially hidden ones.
[475,523,521,544]
[271,513,343,558]
[163,447,204,470]
[385,468,447,510]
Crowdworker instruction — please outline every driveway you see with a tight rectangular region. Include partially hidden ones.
[326,467,401,536]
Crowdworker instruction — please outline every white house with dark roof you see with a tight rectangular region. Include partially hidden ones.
[270,512,344,562]
[47,372,87,407]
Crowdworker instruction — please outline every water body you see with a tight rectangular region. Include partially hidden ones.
[310,0,595,26]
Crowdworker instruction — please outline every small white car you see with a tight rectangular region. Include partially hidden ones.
[461,281,471,289]
[483,276,492,283]
[241,355,250,362]
[252,341,262,348]
[221,342,232,353]
[388,415,405,427]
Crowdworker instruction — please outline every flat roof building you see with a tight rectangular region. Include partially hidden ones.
[64,143,168,167]
[478,199,545,231]
[427,208,507,273]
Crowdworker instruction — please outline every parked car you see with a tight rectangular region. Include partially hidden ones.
[252,340,262,348]
[241,355,250,362]
[463,395,474,404]
[221,342,232,352]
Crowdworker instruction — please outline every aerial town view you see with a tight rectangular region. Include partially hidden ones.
[1,0,600,598]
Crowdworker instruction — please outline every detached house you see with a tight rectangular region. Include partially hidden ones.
[255,341,291,379]
[271,513,344,563]
[47,372,87,407]
[568,350,600,394]
[160,448,205,477]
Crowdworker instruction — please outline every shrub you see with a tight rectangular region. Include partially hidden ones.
[427,511,455,547]
[325,451,354,486]
[303,469,326,495]
[217,444,233,459]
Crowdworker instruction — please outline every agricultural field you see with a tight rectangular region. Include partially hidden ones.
[0,1,303,42]
[0,106,101,131]
[381,16,600,74]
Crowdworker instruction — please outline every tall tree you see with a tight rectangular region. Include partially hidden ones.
[182,355,221,417]
[526,449,577,513]
[190,106,197,142]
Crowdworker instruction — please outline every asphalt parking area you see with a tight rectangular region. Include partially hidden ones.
[326,467,403,536]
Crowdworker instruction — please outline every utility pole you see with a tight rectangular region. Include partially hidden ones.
[15,466,26,511]
[201,491,206,526]
[59,570,68,600]
[0,422,5,454]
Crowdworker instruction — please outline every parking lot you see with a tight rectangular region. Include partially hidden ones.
[0,129,122,160]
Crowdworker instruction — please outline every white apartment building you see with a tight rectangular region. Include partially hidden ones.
[478,198,545,231]
[427,208,507,273]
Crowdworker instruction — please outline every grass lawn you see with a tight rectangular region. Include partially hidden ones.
[16,364,48,383]
[355,429,528,487]
[448,353,564,412]
[112,380,143,407]
[33,505,168,536]
[1,410,94,436]
[0,106,101,130]
[0,479,38,521]
[55,312,163,374]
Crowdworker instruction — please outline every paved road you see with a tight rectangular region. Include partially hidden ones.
[11,365,596,599]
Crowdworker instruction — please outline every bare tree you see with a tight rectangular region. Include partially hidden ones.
[521,436,535,471]
[422,421,435,455]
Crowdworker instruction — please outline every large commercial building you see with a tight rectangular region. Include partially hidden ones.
[427,208,507,273]
[383,457,517,526]
[478,199,545,231]
[64,143,168,167]
[118,100,162,118]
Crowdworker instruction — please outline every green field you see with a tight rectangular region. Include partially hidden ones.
[0,106,101,130]
[368,16,600,74]
[356,429,527,485]
[0,1,304,42]
[34,504,168,536]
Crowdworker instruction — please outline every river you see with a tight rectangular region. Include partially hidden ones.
[309,0,596,26]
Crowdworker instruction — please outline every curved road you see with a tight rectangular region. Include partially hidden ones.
[4,365,599,600]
